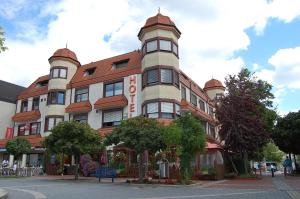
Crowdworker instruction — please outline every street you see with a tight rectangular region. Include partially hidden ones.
[0,174,299,199]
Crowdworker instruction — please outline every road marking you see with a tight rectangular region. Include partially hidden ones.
[132,191,266,199]
[0,183,65,189]
[5,188,47,199]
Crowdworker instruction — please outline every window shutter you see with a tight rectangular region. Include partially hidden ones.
[104,110,122,122]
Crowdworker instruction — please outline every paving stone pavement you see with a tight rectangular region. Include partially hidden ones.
[272,176,300,199]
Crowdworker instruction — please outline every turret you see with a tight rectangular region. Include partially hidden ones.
[139,13,182,119]
[203,79,225,100]
[45,48,80,132]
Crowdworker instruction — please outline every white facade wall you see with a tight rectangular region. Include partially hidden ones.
[0,101,16,139]
[88,82,103,129]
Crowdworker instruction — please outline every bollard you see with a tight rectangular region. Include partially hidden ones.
[271,168,274,177]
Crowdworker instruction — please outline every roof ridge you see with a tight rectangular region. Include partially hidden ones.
[82,50,140,66]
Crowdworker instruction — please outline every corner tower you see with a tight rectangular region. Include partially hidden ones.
[203,79,225,100]
[45,48,80,132]
[139,13,182,120]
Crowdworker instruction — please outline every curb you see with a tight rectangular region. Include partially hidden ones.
[0,188,8,199]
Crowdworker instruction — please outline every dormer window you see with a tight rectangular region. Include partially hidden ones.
[113,59,129,69]
[50,67,67,79]
[36,80,48,88]
[84,67,96,76]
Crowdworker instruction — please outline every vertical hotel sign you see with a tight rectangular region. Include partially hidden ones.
[128,74,138,118]
[5,127,13,139]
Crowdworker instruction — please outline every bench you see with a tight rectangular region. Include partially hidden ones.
[94,167,117,183]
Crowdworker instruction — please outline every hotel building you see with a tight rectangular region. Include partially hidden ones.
[0,13,224,177]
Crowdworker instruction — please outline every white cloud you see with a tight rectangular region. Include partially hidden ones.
[1,0,300,88]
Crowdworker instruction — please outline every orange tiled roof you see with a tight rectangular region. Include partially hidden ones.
[68,51,141,89]
[204,79,225,91]
[65,101,92,113]
[18,75,49,100]
[12,110,41,122]
[0,135,44,148]
[138,13,181,39]
[48,48,80,66]
[94,95,128,110]
[180,100,215,124]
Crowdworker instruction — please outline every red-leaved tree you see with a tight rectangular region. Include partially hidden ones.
[216,68,274,174]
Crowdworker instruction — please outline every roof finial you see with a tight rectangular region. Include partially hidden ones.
[158,7,160,14]
[65,43,68,49]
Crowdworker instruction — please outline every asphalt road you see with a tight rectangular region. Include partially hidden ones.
[0,177,295,199]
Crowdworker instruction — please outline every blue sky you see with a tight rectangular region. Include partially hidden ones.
[0,0,300,115]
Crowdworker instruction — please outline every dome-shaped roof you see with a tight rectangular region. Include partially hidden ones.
[138,13,181,39]
[144,13,175,28]
[49,48,80,65]
[204,79,225,91]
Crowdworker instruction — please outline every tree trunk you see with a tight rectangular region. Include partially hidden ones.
[229,155,238,175]
[243,152,248,175]
[138,153,144,183]
[75,155,79,180]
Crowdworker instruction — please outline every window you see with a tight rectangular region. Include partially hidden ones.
[209,124,215,138]
[84,67,96,76]
[103,110,122,127]
[21,100,28,112]
[48,91,65,105]
[50,67,67,78]
[174,71,179,87]
[113,59,129,69]
[147,69,159,85]
[191,93,197,106]
[30,122,40,135]
[175,104,181,117]
[75,88,88,102]
[32,97,40,110]
[173,43,178,55]
[161,69,172,84]
[159,40,172,51]
[36,80,48,88]
[146,40,157,52]
[73,114,88,124]
[143,38,178,56]
[147,102,159,118]
[18,124,26,136]
[104,82,123,97]
[209,107,214,116]
[45,116,63,131]
[143,67,179,88]
[199,99,205,111]
[161,102,174,119]
[215,93,223,100]
[181,87,186,100]
[143,101,180,119]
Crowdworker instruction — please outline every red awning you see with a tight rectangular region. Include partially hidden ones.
[94,95,128,110]
[65,101,92,113]
[12,110,41,122]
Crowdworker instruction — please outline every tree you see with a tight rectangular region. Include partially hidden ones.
[273,111,300,166]
[163,113,206,184]
[0,26,8,52]
[6,137,31,168]
[262,142,284,162]
[44,121,103,180]
[104,116,165,182]
[216,68,275,174]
